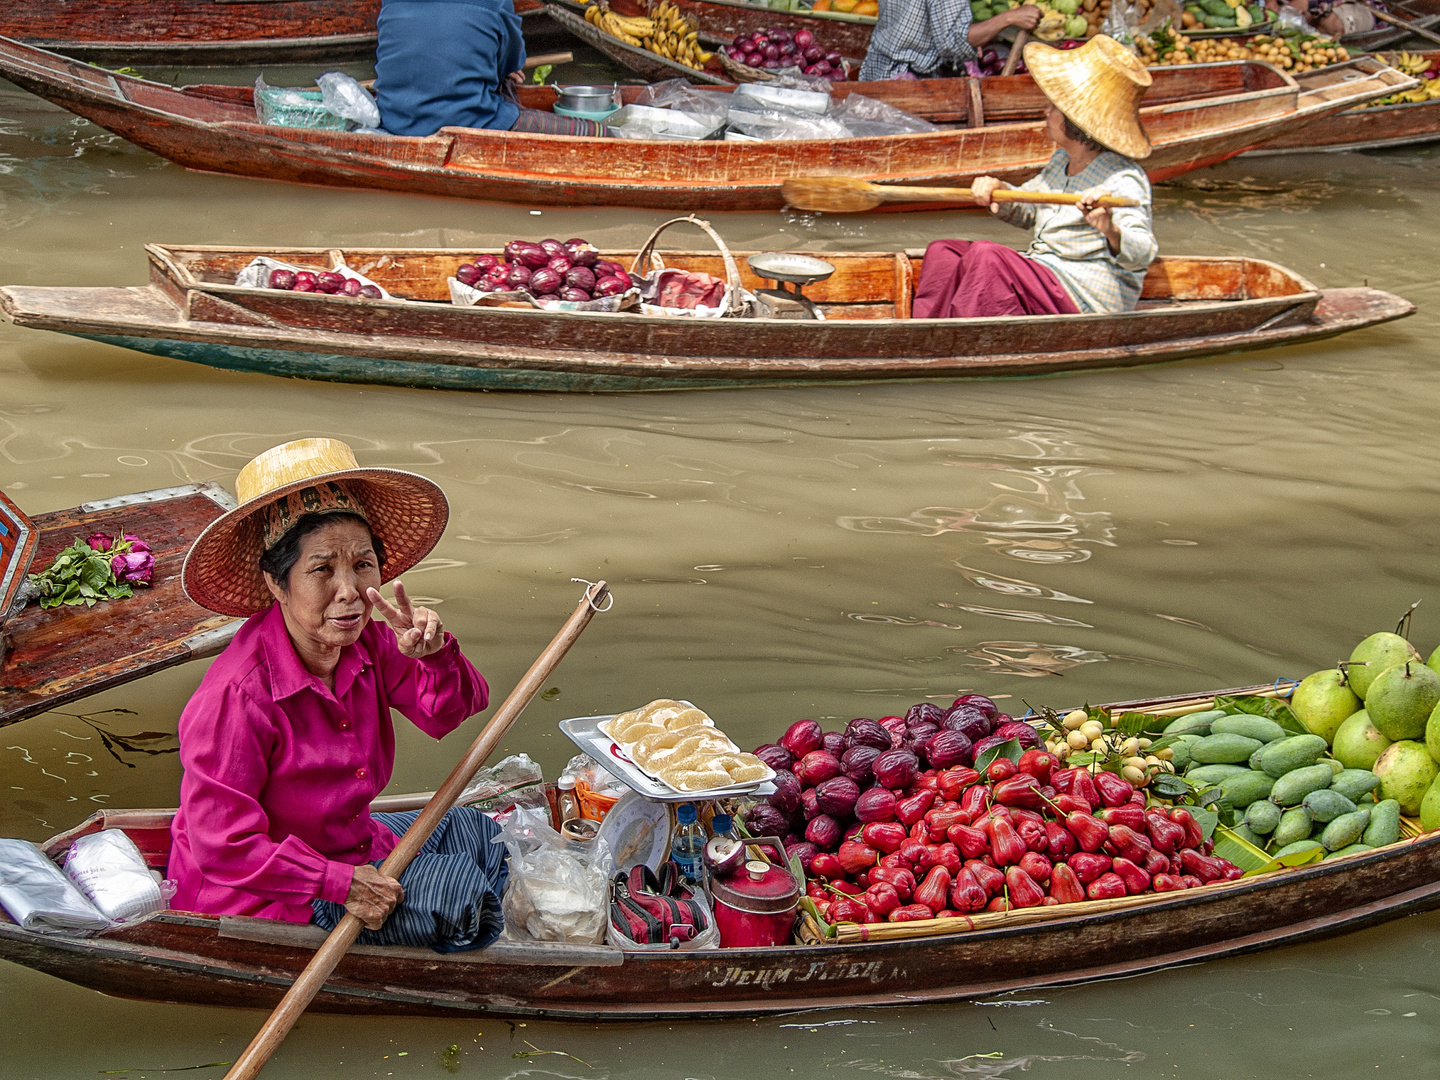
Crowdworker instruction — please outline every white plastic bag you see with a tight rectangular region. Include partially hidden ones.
[233,256,393,299]
[63,830,169,924]
[317,72,381,130]
[0,839,110,934]
[458,752,549,815]
[495,807,614,944]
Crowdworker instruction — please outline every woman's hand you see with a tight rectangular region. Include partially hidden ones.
[509,70,526,85]
[972,175,1011,215]
[366,580,446,658]
[346,864,404,930]
[1078,187,1122,253]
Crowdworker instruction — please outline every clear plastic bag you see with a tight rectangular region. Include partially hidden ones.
[233,256,393,299]
[724,102,851,141]
[494,807,615,944]
[0,839,110,934]
[317,72,381,130]
[458,752,550,815]
[560,753,627,801]
[63,830,170,924]
[254,75,348,130]
[830,93,939,136]
[633,79,731,130]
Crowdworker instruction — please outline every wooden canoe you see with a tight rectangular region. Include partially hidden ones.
[1343,0,1440,52]
[1250,49,1440,154]
[3,682,1438,1020]
[0,484,239,730]
[0,243,1413,392]
[0,34,1413,212]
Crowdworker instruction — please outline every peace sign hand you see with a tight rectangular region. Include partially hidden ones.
[366,580,446,659]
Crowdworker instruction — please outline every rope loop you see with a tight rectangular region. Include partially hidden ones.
[572,578,614,612]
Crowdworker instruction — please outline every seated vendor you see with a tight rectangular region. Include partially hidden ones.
[168,438,506,953]
[1267,0,1374,39]
[375,0,609,137]
[913,35,1157,319]
[858,0,1042,81]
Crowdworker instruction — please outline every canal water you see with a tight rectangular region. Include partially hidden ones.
[3,53,1440,1079]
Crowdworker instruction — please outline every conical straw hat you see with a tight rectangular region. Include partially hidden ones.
[1024,35,1153,160]
[182,438,448,617]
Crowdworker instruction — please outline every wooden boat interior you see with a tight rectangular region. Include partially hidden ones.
[149,244,1318,325]
[0,490,39,627]
[0,485,240,728]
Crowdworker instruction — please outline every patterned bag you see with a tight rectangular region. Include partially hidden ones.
[609,861,710,945]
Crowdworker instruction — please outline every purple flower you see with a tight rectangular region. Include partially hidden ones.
[111,550,154,586]
[120,533,150,553]
[86,532,113,552]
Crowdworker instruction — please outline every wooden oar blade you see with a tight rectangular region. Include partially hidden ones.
[781,176,883,213]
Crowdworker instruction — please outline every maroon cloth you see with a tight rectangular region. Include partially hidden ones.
[510,107,610,137]
[912,240,1079,319]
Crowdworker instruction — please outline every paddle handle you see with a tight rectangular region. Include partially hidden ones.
[221,581,610,1080]
[524,51,574,68]
[871,185,1139,208]
[1373,8,1440,47]
[1000,30,1029,77]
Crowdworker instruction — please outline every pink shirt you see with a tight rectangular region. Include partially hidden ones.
[168,603,488,922]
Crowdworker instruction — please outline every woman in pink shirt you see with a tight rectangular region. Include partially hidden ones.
[170,438,507,952]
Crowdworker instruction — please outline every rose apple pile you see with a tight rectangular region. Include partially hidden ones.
[454,238,632,303]
[743,696,1242,925]
[266,267,381,298]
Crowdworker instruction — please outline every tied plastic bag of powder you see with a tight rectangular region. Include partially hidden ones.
[494,807,614,944]
[317,72,381,130]
[458,752,550,816]
[829,94,938,137]
[0,839,110,934]
[632,79,730,132]
[64,830,169,924]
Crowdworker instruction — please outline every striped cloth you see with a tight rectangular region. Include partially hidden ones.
[858,0,977,81]
[994,148,1157,314]
[311,807,508,953]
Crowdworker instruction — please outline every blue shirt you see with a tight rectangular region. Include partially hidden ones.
[375,0,525,136]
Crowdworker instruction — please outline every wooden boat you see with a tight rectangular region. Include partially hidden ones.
[1251,49,1440,153]
[544,3,732,85]
[0,0,381,66]
[3,682,1437,1020]
[0,484,239,730]
[0,241,1413,392]
[0,34,1412,212]
[1344,0,1440,52]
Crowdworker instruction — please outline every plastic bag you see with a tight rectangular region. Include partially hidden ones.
[830,93,938,137]
[317,72,381,130]
[0,839,110,934]
[725,99,851,141]
[560,753,627,801]
[494,807,614,944]
[63,830,169,924]
[254,75,348,130]
[458,752,550,815]
[233,256,393,299]
[633,79,731,131]
[1276,6,1314,32]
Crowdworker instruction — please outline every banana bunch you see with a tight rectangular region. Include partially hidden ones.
[1391,50,1432,76]
[584,0,712,69]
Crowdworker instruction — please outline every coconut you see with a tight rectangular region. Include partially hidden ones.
[1290,669,1361,744]
[1331,709,1392,771]
[1365,660,1440,741]
[1348,632,1421,699]
[1373,740,1438,816]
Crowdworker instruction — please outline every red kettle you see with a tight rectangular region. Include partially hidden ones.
[708,836,799,949]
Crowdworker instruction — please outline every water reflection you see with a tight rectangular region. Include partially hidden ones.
[948,641,1110,677]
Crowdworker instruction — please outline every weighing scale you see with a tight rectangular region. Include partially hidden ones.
[746,252,835,320]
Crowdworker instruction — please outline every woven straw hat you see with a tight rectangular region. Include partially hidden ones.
[1024,35,1153,160]
[182,438,448,617]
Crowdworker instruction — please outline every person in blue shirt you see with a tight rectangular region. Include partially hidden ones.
[375,0,608,136]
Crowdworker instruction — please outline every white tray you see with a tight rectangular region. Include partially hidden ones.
[558,712,777,802]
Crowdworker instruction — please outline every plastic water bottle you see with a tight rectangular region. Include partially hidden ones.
[710,813,735,841]
[671,803,705,886]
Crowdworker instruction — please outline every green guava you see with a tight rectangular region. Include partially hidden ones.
[1332,709,1391,771]
[1348,632,1421,699]
[1291,668,1361,744]
[1365,660,1440,741]
[1373,740,1438,816]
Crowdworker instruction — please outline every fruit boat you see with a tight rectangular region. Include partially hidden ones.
[0,34,1412,211]
[0,238,1414,392]
[0,484,239,730]
[3,682,1438,1019]
[1249,49,1440,154]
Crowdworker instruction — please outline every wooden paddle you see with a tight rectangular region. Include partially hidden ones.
[781,176,1142,214]
[220,580,611,1080]
[1000,29,1030,77]
[1372,8,1440,48]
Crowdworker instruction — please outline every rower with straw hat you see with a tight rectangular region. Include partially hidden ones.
[169,438,509,952]
[912,35,1159,320]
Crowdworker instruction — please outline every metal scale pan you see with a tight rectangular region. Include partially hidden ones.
[746,252,835,320]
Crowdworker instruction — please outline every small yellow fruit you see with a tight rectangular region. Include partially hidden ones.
[1062,709,1088,730]
[1079,719,1105,741]
[1090,737,1106,752]
[1122,765,1147,785]
[1067,729,1091,750]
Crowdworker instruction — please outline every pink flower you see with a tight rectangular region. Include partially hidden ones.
[111,550,154,586]
[86,532,113,552]
[120,533,150,553]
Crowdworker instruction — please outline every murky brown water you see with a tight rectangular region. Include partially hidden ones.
[3,51,1440,1079]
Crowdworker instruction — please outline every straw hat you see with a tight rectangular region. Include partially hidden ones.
[182,438,448,617]
[1024,35,1153,160]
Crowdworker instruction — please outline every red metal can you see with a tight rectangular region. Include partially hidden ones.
[710,841,800,949]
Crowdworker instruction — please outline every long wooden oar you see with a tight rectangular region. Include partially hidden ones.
[1000,29,1030,77]
[221,580,611,1080]
[1372,8,1440,48]
[781,176,1141,214]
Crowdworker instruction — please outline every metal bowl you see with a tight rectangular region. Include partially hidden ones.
[746,252,836,286]
[553,84,617,112]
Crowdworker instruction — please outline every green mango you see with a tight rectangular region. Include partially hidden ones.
[1319,808,1370,851]
[1273,839,1324,859]
[1271,806,1314,848]
[1363,799,1402,847]
[1269,763,1333,807]
[1211,715,1287,743]
[1192,733,1264,765]
[1259,734,1329,778]
[1302,788,1357,823]
[1244,799,1282,835]
[1164,710,1224,737]
[1329,769,1381,803]
[1185,763,1248,786]
[1325,843,1374,859]
[1219,769,1276,809]
[1332,709,1391,771]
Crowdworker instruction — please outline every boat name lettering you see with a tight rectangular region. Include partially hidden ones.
[709,960,890,989]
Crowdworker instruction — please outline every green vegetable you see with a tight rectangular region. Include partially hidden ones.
[1301,788,1356,823]
[1192,733,1265,765]
[1319,808,1371,851]
[1165,710,1223,737]
[1271,806,1314,848]
[1325,843,1374,859]
[1362,799,1401,847]
[1270,763,1335,807]
[1185,763,1249,785]
[1259,734,1329,778]
[1211,715,1287,743]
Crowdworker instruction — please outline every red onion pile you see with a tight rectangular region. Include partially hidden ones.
[266,267,381,299]
[724,26,847,80]
[744,695,1242,926]
[454,239,631,303]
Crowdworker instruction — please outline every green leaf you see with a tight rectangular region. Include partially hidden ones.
[975,738,1022,774]
[1244,846,1326,876]
[1212,824,1272,872]
[1116,711,1165,737]
[1149,772,1191,798]
[1188,805,1219,842]
[798,895,833,937]
[1214,694,1306,735]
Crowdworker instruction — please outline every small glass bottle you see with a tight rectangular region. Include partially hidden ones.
[671,802,705,886]
[557,775,579,823]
